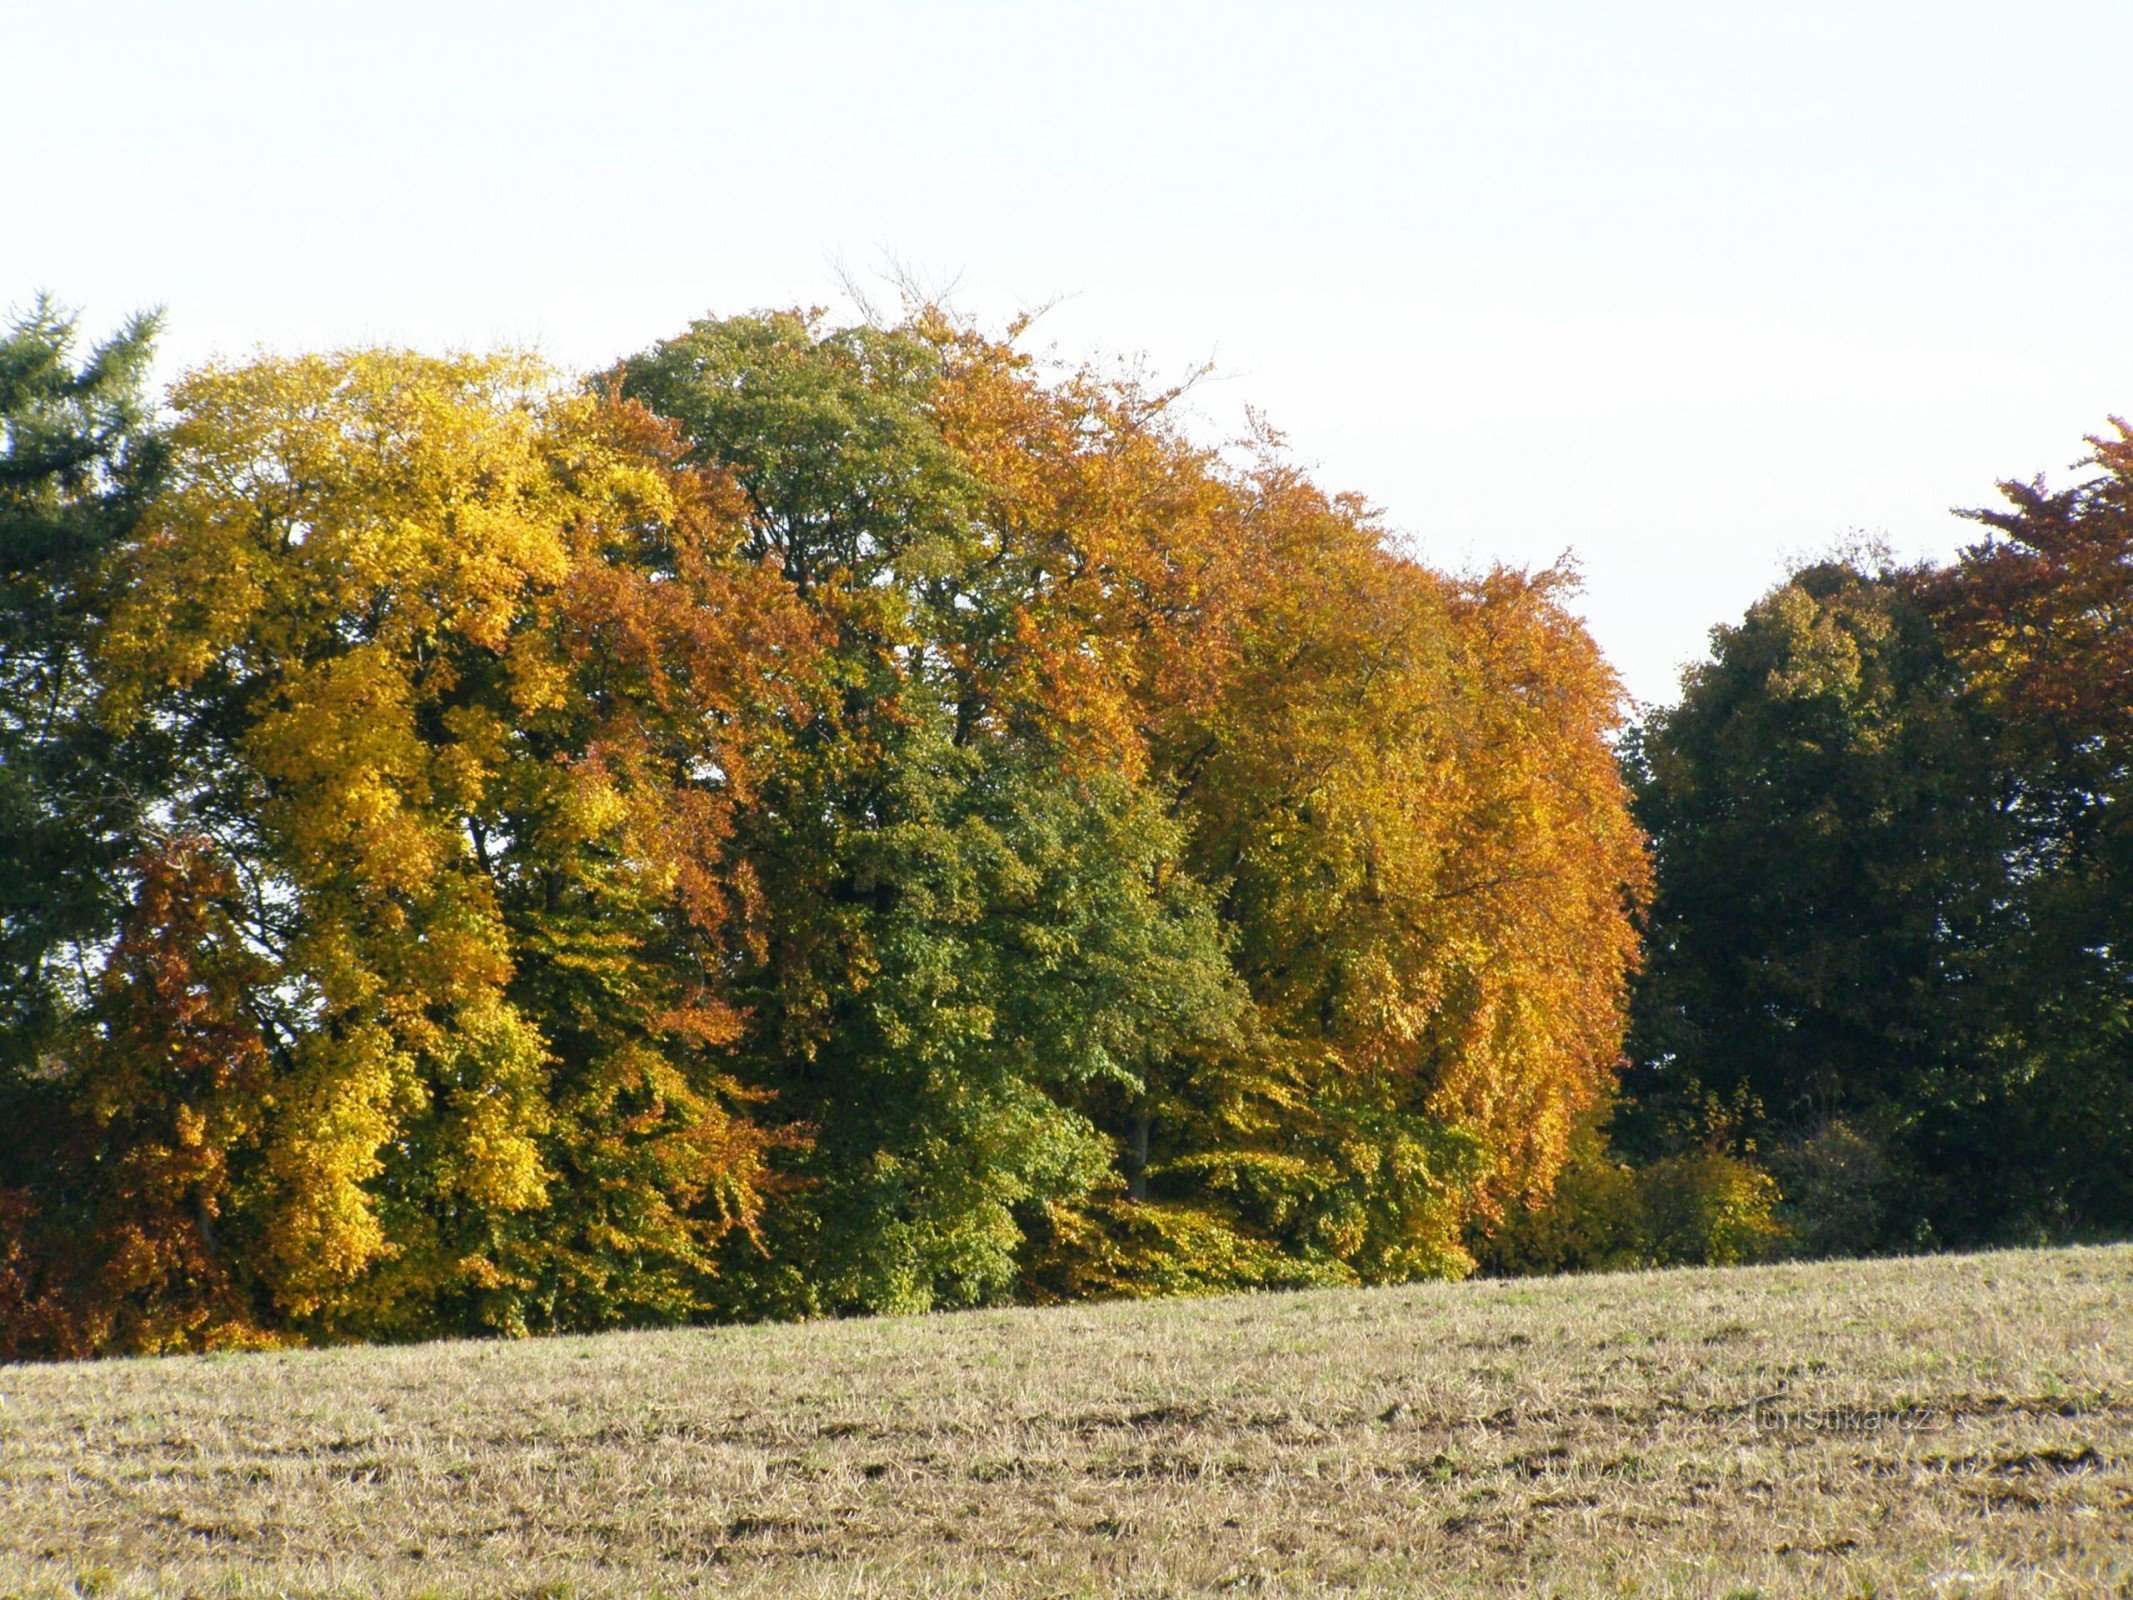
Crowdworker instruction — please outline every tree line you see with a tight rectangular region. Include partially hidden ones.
[0,297,2124,1356]
[0,299,1644,1356]
[1491,420,2133,1273]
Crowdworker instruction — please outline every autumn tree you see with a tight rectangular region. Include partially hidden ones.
[41,840,278,1355]
[625,308,1648,1301]
[6,300,1655,1351]
[1103,460,1648,1285]
[90,352,806,1342]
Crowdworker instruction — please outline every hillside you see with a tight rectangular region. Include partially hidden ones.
[2,1247,2128,1598]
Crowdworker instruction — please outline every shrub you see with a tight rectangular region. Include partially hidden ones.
[1642,1152,1791,1266]
[1771,1118,1898,1257]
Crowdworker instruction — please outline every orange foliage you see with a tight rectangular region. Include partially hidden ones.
[929,325,1649,1253]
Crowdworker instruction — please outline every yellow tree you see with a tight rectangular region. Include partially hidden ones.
[95,353,805,1341]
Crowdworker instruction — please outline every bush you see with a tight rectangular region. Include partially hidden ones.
[1642,1152,1791,1266]
[1770,1118,1898,1258]
[1474,1118,1648,1276]
[1476,1117,1793,1276]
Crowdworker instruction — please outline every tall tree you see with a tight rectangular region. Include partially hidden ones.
[1622,561,2011,1245]
[0,299,172,1357]
[0,296,164,1072]
[1920,426,2133,1235]
[624,312,1249,1315]
[91,352,806,1341]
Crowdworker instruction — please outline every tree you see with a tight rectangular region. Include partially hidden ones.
[1919,426,2133,1235]
[1621,559,2010,1246]
[0,297,172,1357]
[91,352,806,1341]
[623,312,1250,1315]
[627,308,1647,1301]
[44,839,277,1356]
[674,309,1651,1294]
[0,295,164,1073]
[1136,476,1648,1281]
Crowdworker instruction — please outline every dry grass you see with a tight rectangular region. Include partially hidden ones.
[1,1246,2128,1599]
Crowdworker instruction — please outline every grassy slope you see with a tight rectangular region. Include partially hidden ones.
[0,1246,2127,1599]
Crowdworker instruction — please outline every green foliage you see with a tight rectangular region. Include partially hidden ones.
[1925,427,2133,1238]
[0,300,178,1358]
[1625,461,2133,1249]
[1621,560,2014,1244]
[625,312,1254,1315]
[0,296,164,1072]
[725,734,1247,1317]
[1768,1119,1903,1259]
[1020,1194,1348,1302]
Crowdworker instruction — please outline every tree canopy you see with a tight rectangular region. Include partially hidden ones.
[14,291,2117,1353]
[1619,428,2133,1251]
[0,304,1649,1355]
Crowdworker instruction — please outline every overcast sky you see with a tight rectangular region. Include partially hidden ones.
[12,1,2131,705]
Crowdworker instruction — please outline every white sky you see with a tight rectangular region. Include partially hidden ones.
[11,1,2131,706]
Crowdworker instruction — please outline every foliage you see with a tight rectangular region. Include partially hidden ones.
[0,299,173,1359]
[1922,424,2133,1237]
[1768,1118,1901,1258]
[1472,1111,1648,1276]
[621,314,1251,1316]
[1,302,1651,1352]
[1620,561,2013,1241]
[16,289,2122,1338]
[8,350,812,1350]
[1638,1151,1789,1267]
[922,329,1649,1290]
[0,295,164,1076]
[1623,430,2133,1249]
[1474,1103,1791,1274]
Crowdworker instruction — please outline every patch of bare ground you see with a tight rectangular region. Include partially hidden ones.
[1,1246,2128,1597]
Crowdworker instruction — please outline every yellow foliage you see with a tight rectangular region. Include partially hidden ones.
[94,350,798,1335]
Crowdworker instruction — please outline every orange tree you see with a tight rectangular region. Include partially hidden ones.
[939,339,1650,1291]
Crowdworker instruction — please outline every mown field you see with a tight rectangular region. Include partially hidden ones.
[1,1246,2127,1599]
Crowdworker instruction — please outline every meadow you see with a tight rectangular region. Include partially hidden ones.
[1,1245,2126,1599]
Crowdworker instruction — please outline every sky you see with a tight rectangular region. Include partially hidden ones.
[11,1,2132,706]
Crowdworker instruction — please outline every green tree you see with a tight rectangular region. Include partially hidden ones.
[624,311,1248,1316]
[0,296,164,1072]
[1920,425,2133,1237]
[0,299,173,1356]
[1622,559,2011,1247]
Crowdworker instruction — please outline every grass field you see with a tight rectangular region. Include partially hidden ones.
[1,1246,2127,1599]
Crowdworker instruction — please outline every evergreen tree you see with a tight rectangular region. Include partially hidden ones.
[0,296,164,1072]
